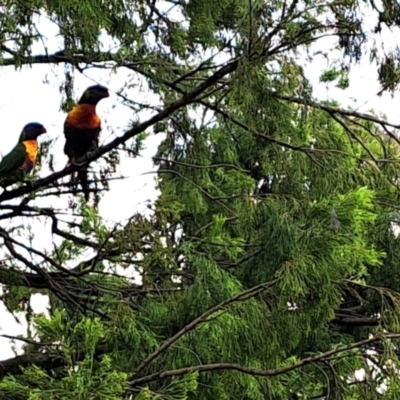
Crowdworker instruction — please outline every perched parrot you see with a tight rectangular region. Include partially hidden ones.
[0,122,47,188]
[63,84,109,201]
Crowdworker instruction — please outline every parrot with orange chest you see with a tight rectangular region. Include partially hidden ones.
[0,122,47,188]
[63,84,109,201]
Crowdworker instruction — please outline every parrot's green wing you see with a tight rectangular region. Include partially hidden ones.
[0,142,26,175]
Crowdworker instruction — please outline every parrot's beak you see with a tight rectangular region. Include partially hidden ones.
[40,127,47,134]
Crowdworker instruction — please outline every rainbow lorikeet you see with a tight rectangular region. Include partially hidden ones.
[64,84,109,201]
[0,122,47,188]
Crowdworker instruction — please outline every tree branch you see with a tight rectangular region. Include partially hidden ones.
[274,93,400,131]
[0,59,239,203]
[129,332,400,387]
[0,352,66,379]
[132,279,277,376]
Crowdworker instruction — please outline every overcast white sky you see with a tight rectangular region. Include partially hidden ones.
[1,6,400,368]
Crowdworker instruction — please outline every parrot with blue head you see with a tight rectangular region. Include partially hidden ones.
[0,122,47,187]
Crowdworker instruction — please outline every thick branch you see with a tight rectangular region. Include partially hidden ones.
[0,267,68,289]
[331,316,380,326]
[129,332,400,387]
[0,51,124,67]
[0,353,65,379]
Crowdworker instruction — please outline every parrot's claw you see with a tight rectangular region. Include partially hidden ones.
[69,150,97,168]
[86,151,96,159]
[23,180,35,189]
[71,160,87,167]
[70,152,94,167]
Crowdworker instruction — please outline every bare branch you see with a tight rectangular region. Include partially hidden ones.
[275,94,400,131]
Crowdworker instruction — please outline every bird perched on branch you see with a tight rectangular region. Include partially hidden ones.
[63,84,109,201]
[0,122,47,188]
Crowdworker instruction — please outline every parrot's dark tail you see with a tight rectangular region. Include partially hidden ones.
[78,167,90,201]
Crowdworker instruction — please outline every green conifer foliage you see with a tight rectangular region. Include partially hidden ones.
[2,0,400,399]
